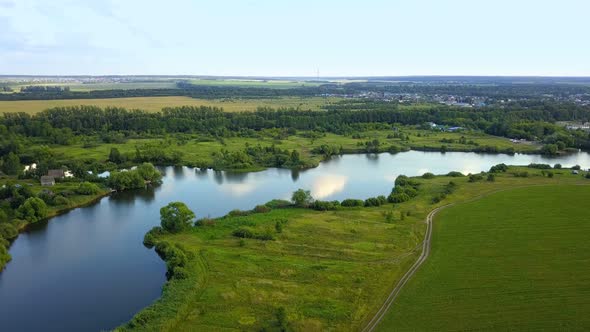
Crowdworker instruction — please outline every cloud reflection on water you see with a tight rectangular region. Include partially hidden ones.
[311,174,348,199]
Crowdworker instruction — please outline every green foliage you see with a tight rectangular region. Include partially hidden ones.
[254,205,271,213]
[0,244,11,271]
[291,189,313,207]
[489,163,508,173]
[528,163,552,169]
[312,200,341,211]
[76,182,101,195]
[364,196,387,207]
[446,171,465,177]
[265,199,292,209]
[16,197,48,223]
[232,227,274,241]
[422,172,435,179]
[341,199,364,207]
[108,170,145,191]
[468,174,484,182]
[2,152,21,175]
[109,147,124,163]
[136,163,163,183]
[541,144,558,155]
[554,163,562,169]
[160,202,195,233]
[0,222,18,241]
[487,174,496,182]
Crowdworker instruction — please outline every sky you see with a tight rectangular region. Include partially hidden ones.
[0,0,589,77]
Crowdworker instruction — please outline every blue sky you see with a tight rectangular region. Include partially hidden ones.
[0,0,588,76]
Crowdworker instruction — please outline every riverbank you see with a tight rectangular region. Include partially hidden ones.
[117,165,589,331]
[49,128,542,173]
[0,180,111,271]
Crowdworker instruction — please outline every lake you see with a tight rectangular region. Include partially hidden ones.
[1,151,589,331]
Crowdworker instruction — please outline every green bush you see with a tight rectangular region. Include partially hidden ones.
[253,205,271,213]
[0,223,18,241]
[17,197,48,223]
[446,171,465,177]
[76,182,101,195]
[341,199,364,207]
[489,163,508,173]
[312,200,341,211]
[388,193,410,203]
[264,199,292,209]
[422,172,435,179]
[53,195,71,206]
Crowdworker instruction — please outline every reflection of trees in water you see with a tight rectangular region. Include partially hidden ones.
[366,153,380,164]
[213,171,224,185]
[195,168,209,178]
[111,186,157,205]
[172,166,185,179]
[224,171,248,183]
[291,169,300,182]
[110,191,136,206]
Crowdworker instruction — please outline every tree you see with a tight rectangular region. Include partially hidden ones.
[160,202,195,233]
[2,152,21,175]
[136,163,162,183]
[76,182,100,195]
[291,189,313,207]
[17,197,48,223]
[0,223,18,241]
[109,148,123,164]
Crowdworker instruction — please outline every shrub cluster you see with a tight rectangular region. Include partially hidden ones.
[528,163,552,169]
[388,175,420,203]
[489,163,508,173]
[446,171,465,177]
[341,199,364,207]
[468,174,484,182]
[432,181,457,203]
[312,200,341,211]
[154,241,189,279]
[364,195,387,207]
[232,227,274,241]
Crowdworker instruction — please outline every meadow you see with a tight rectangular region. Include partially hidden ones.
[377,184,590,331]
[0,96,339,114]
[48,129,538,170]
[117,167,590,331]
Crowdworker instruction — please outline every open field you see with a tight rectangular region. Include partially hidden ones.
[377,184,590,331]
[117,167,590,331]
[187,79,322,89]
[0,96,340,114]
[2,82,179,92]
[47,129,539,170]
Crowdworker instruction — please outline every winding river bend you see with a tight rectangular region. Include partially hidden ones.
[1,151,590,332]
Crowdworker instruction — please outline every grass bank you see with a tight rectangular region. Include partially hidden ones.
[48,129,539,172]
[118,166,589,331]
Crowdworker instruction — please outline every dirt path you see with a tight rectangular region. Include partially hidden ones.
[361,205,450,332]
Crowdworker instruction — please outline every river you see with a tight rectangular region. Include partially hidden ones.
[1,151,589,331]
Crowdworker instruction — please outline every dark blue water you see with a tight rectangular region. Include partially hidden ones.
[1,151,589,331]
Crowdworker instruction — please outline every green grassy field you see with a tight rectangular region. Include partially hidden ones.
[47,129,538,170]
[187,79,322,89]
[0,96,339,114]
[377,184,590,331]
[117,167,590,331]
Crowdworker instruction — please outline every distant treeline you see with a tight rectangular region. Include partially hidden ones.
[1,81,589,101]
[2,102,590,149]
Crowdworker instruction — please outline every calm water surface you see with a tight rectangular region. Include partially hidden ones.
[1,151,589,331]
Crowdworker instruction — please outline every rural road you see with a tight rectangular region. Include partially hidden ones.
[361,205,450,332]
